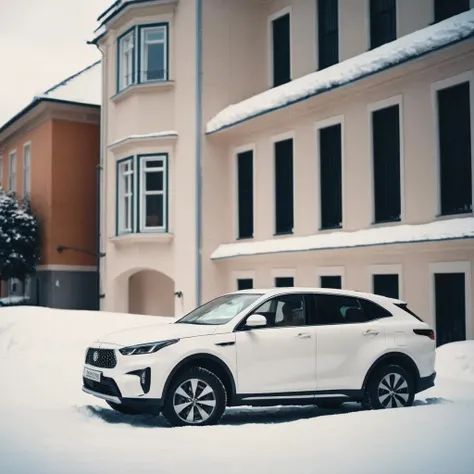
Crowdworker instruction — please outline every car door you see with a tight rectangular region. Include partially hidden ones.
[311,293,388,391]
[234,293,317,395]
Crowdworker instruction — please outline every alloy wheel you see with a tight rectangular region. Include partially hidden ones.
[377,372,410,408]
[173,378,217,424]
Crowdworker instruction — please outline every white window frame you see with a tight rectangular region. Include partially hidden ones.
[267,6,293,88]
[271,130,296,235]
[316,265,345,289]
[431,70,474,217]
[368,263,403,299]
[117,158,134,235]
[429,261,472,340]
[367,95,405,224]
[232,270,256,291]
[233,143,256,240]
[23,142,31,197]
[9,150,17,192]
[140,24,168,82]
[118,29,136,91]
[314,115,345,231]
[139,155,167,232]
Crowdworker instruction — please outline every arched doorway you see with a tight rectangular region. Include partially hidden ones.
[128,270,175,316]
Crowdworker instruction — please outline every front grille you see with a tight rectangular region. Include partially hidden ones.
[85,348,117,369]
[83,376,122,398]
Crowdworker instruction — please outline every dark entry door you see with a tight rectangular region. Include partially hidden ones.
[434,273,466,347]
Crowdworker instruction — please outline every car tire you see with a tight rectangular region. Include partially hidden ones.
[106,401,143,415]
[363,364,415,410]
[162,367,227,427]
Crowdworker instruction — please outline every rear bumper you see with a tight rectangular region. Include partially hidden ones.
[417,372,436,393]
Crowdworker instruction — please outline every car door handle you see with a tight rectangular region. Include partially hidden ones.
[296,332,312,339]
[364,329,379,336]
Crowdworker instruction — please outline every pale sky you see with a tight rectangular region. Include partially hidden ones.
[0,0,112,126]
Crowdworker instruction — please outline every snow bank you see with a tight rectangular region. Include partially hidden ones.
[435,340,474,383]
[211,217,474,260]
[206,10,474,134]
[0,307,473,474]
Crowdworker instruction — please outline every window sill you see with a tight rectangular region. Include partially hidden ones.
[436,211,473,220]
[273,231,294,237]
[111,80,175,103]
[236,235,254,241]
[371,218,401,227]
[109,232,173,246]
[319,224,342,232]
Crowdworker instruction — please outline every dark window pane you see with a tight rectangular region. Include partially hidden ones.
[145,194,164,227]
[315,294,369,324]
[237,150,254,239]
[145,42,165,80]
[435,273,466,347]
[272,13,291,87]
[145,171,163,192]
[373,274,399,299]
[320,275,342,289]
[370,0,397,49]
[145,160,163,168]
[237,279,253,290]
[437,82,472,215]
[319,124,342,228]
[372,104,401,223]
[275,277,294,288]
[434,0,470,22]
[275,138,294,234]
[359,298,392,319]
[318,0,339,69]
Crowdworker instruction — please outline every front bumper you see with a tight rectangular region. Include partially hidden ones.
[416,371,436,393]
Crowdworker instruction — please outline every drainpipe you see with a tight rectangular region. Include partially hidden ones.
[195,0,203,307]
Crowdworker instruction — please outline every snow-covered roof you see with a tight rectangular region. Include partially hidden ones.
[206,10,474,134]
[36,60,102,107]
[211,217,474,260]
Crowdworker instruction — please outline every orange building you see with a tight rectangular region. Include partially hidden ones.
[0,61,101,310]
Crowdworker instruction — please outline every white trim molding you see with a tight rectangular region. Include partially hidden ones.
[36,265,97,272]
[429,261,473,340]
[316,265,345,288]
[367,94,405,225]
[267,5,293,89]
[314,115,345,231]
[232,143,257,240]
[431,70,474,217]
[232,270,256,291]
[368,263,403,299]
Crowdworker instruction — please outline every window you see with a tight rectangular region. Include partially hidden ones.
[139,24,168,82]
[371,103,401,223]
[117,158,134,234]
[275,276,294,288]
[139,155,167,231]
[271,12,291,87]
[274,138,294,234]
[237,150,254,239]
[23,143,31,196]
[252,294,307,327]
[237,279,254,290]
[117,23,169,92]
[319,123,342,229]
[320,275,342,289]
[437,82,472,215]
[434,0,470,23]
[369,0,397,49]
[373,274,399,299]
[9,150,16,192]
[314,294,371,324]
[317,0,339,70]
[118,29,136,91]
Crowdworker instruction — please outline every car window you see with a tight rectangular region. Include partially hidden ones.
[314,294,371,325]
[359,298,393,320]
[250,294,307,328]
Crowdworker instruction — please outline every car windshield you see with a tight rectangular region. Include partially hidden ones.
[176,293,262,325]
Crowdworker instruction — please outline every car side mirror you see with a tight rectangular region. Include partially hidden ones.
[245,314,267,328]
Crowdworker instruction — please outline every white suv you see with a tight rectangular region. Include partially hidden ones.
[82,288,436,427]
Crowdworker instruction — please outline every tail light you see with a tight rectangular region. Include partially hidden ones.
[413,329,435,340]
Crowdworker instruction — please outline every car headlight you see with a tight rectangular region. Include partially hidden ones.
[119,339,179,356]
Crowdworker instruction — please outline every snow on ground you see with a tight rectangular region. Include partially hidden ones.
[206,10,474,134]
[211,216,474,260]
[0,306,473,474]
